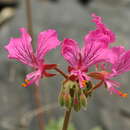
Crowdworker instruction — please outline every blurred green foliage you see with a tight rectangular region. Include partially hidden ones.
[45,118,76,130]
[45,117,103,130]
[91,126,103,130]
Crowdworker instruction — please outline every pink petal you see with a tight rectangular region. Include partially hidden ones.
[91,13,115,44]
[105,79,127,97]
[110,46,125,63]
[36,29,60,60]
[105,79,120,88]
[82,14,116,67]
[5,28,35,67]
[112,49,130,75]
[101,46,126,65]
[26,70,41,87]
[105,79,120,93]
[82,40,109,67]
[61,38,80,66]
[111,46,126,55]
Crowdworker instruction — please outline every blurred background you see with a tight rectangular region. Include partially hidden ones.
[0,0,130,130]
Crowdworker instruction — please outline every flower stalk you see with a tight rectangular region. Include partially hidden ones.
[62,108,72,130]
[54,67,68,79]
[87,80,104,96]
[25,0,44,130]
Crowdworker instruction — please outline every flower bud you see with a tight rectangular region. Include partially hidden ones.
[58,92,65,107]
[59,80,78,109]
[80,93,87,108]
[64,93,72,109]
[73,94,81,112]
[73,101,81,112]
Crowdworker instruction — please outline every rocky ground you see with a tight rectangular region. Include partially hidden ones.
[1,0,130,130]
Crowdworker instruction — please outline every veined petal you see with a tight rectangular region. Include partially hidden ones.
[82,14,115,67]
[62,38,80,66]
[112,50,130,76]
[91,13,115,44]
[36,29,60,60]
[82,41,109,67]
[104,46,125,64]
[5,28,35,67]
[109,46,126,64]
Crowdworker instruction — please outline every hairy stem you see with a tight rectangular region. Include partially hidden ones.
[25,0,44,130]
[62,108,72,130]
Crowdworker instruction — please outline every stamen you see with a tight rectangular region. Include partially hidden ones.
[21,79,30,88]
[82,80,87,88]
[21,83,27,87]
[25,79,29,84]
[118,91,128,98]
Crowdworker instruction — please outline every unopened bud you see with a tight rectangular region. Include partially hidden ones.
[80,93,87,108]
[58,92,65,107]
[64,93,72,109]
[73,95,81,112]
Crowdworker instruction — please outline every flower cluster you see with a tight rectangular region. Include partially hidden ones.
[5,14,130,111]
[61,14,129,98]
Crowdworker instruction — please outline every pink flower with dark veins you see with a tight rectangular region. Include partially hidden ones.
[5,28,60,87]
[61,14,115,88]
[89,46,130,97]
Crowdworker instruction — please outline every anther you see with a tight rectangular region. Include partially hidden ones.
[21,83,27,88]
[82,80,87,87]
[118,91,128,98]
[21,79,30,88]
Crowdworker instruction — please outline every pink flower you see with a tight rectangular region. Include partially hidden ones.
[62,14,115,88]
[89,46,130,97]
[5,28,60,87]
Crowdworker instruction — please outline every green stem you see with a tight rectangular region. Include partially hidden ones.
[62,108,72,130]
